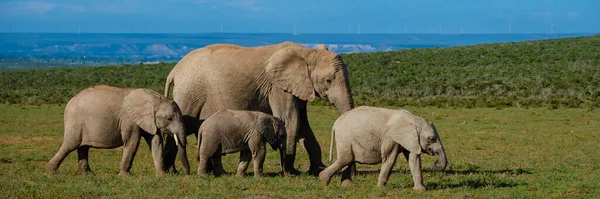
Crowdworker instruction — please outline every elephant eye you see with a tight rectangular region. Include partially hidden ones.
[166,116,173,121]
[428,137,436,142]
[325,78,332,85]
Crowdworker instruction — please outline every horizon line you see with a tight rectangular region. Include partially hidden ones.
[0,32,598,35]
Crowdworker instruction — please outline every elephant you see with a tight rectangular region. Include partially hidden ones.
[45,85,190,176]
[196,109,286,178]
[319,106,447,191]
[163,41,354,175]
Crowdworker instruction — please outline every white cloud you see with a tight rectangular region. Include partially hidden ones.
[61,0,140,14]
[168,0,208,5]
[531,11,552,18]
[0,1,56,15]
[568,12,580,17]
[225,0,259,11]
[60,4,84,12]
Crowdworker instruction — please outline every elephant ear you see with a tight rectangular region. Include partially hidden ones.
[315,44,329,51]
[122,89,158,135]
[265,47,316,101]
[387,113,421,154]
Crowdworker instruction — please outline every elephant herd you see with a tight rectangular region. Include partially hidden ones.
[45,42,448,191]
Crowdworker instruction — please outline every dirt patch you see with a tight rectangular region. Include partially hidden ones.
[0,157,13,163]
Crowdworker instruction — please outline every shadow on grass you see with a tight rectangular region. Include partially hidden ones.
[344,167,532,176]
[438,167,532,176]
[428,167,531,190]
[427,178,523,190]
[333,167,530,190]
[236,172,285,178]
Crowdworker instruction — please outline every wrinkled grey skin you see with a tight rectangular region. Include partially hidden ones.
[319,106,447,191]
[196,110,287,178]
[45,85,190,176]
[164,41,354,175]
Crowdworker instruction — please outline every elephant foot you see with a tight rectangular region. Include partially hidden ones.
[197,171,210,177]
[118,171,132,177]
[308,166,325,176]
[165,166,178,174]
[213,170,227,177]
[44,166,58,174]
[413,186,426,192]
[76,168,95,176]
[341,179,355,187]
[235,172,246,177]
[154,171,167,177]
[284,167,301,176]
[318,172,331,186]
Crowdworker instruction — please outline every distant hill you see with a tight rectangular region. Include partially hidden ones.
[0,33,594,68]
[1,35,599,108]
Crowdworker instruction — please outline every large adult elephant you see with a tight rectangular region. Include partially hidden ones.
[163,42,354,175]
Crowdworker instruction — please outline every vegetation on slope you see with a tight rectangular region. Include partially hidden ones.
[1,35,599,108]
[342,35,600,108]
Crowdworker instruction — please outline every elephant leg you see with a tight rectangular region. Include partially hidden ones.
[143,133,165,176]
[378,144,400,187]
[408,152,426,192]
[269,92,301,176]
[119,134,141,176]
[281,116,300,176]
[298,102,326,176]
[197,139,217,176]
[197,152,211,177]
[299,125,326,176]
[163,135,178,173]
[164,115,201,173]
[211,145,225,177]
[402,150,410,162]
[45,143,78,173]
[341,162,355,186]
[251,147,266,179]
[236,150,252,177]
[76,146,94,175]
[319,157,352,186]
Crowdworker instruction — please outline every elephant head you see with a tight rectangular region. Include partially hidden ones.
[124,89,191,174]
[388,111,447,172]
[265,46,354,114]
[264,117,287,175]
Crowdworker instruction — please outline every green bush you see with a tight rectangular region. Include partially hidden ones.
[1,35,599,108]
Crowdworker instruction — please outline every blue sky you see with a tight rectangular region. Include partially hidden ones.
[0,0,598,33]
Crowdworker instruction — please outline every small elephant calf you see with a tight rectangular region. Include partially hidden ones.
[197,110,287,178]
[319,106,448,191]
[45,85,190,176]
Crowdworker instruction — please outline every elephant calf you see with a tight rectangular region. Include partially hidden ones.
[45,85,190,176]
[197,110,286,178]
[319,106,447,191]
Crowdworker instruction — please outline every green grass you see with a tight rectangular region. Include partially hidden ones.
[2,35,600,108]
[1,104,598,198]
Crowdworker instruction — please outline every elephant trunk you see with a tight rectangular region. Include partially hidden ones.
[175,132,190,175]
[332,81,354,115]
[432,149,447,172]
[279,142,287,176]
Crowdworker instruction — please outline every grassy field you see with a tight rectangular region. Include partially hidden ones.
[2,35,600,108]
[1,104,598,198]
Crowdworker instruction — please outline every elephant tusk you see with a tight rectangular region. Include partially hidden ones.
[174,135,180,146]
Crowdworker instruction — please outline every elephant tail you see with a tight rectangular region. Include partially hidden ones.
[164,70,175,97]
[196,129,203,162]
[328,127,335,163]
